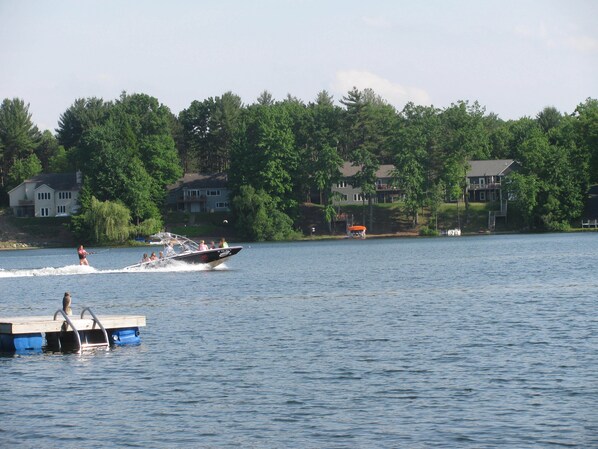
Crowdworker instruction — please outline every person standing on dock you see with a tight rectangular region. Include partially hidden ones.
[77,245,89,266]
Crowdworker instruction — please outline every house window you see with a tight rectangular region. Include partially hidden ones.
[337,181,347,188]
[479,178,486,186]
[37,192,51,200]
[353,193,363,201]
[186,189,201,198]
[58,192,72,200]
[207,190,221,196]
[40,207,49,216]
[57,205,66,214]
[341,194,348,201]
[480,191,486,201]
[215,202,229,209]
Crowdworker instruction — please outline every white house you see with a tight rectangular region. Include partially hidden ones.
[8,171,82,218]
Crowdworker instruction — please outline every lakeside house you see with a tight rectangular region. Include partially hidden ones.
[331,162,401,206]
[165,173,231,213]
[466,159,520,230]
[8,171,82,218]
[466,159,519,202]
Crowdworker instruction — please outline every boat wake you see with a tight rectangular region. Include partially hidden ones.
[123,260,228,273]
[0,261,228,278]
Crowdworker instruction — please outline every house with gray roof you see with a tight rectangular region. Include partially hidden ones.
[466,159,519,202]
[8,171,82,218]
[331,162,401,205]
[165,173,231,213]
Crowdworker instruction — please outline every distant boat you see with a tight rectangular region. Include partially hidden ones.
[124,232,242,270]
[347,225,367,239]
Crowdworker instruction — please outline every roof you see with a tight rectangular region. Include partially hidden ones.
[9,172,80,193]
[167,173,229,190]
[466,160,517,177]
[340,162,395,178]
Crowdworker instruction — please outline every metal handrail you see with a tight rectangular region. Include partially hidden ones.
[80,307,109,347]
[53,309,82,352]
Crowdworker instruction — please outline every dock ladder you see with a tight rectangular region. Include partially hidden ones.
[53,307,110,353]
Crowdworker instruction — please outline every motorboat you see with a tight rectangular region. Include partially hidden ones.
[124,232,242,270]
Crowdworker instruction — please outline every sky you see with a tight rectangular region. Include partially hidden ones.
[1,0,597,131]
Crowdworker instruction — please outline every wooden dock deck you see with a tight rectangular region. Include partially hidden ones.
[0,311,146,353]
[0,315,146,334]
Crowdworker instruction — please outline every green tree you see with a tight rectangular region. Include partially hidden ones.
[179,92,243,173]
[113,93,182,191]
[280,91,344,231]
[484,114,512,159]
[536,106,562,134]
[229,103,297,214]
[505,172,540,229]
[232,185,299,241]
[56,97,110,150]
[0,98,41,190]
[505,114,587,230]
[257,90,274,106]
[440,101,490,213]
[35,130,62,171]
[341,87,396,229]
[78,117,157,223]
[307,91,343,208]
[573,98,598,183]
[48,146,70,172]
[7,153,42,188]
[83,196,132,244]
[393,103,441,226]
[211,92,243,172]
[72,93,182,223]
[279,95,311,205]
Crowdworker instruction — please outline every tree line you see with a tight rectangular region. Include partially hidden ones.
[0,90,596,242]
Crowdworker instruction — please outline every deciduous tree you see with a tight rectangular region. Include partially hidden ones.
[0,98,41,190]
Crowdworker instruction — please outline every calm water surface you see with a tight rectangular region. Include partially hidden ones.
[0,233,597,448]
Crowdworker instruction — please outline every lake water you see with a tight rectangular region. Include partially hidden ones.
[0,233,596,448]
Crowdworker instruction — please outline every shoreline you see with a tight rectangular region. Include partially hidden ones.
[2,228,595,251]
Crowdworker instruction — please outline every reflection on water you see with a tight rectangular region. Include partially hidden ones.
[1,234,597,448]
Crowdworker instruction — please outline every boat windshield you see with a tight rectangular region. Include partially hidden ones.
[151,232,200,254]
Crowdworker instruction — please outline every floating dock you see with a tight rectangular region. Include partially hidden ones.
[0,307,146,354]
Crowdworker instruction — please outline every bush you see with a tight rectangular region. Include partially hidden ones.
[419,226,439,237]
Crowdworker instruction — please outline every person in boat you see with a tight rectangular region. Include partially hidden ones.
[164,242,175,257]
[150,252,158,261]
[159,251,164,259]
[141,253,150,263]
[219,237,229,248]
[210,241,216,249]
[199,240,209,251]
[77,245,89,266]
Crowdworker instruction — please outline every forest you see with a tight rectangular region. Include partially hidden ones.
[0,89,597,242]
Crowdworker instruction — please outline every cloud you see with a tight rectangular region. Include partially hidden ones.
[332,70,431,107]
[565,35,598,53]
[515,22,598,53]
